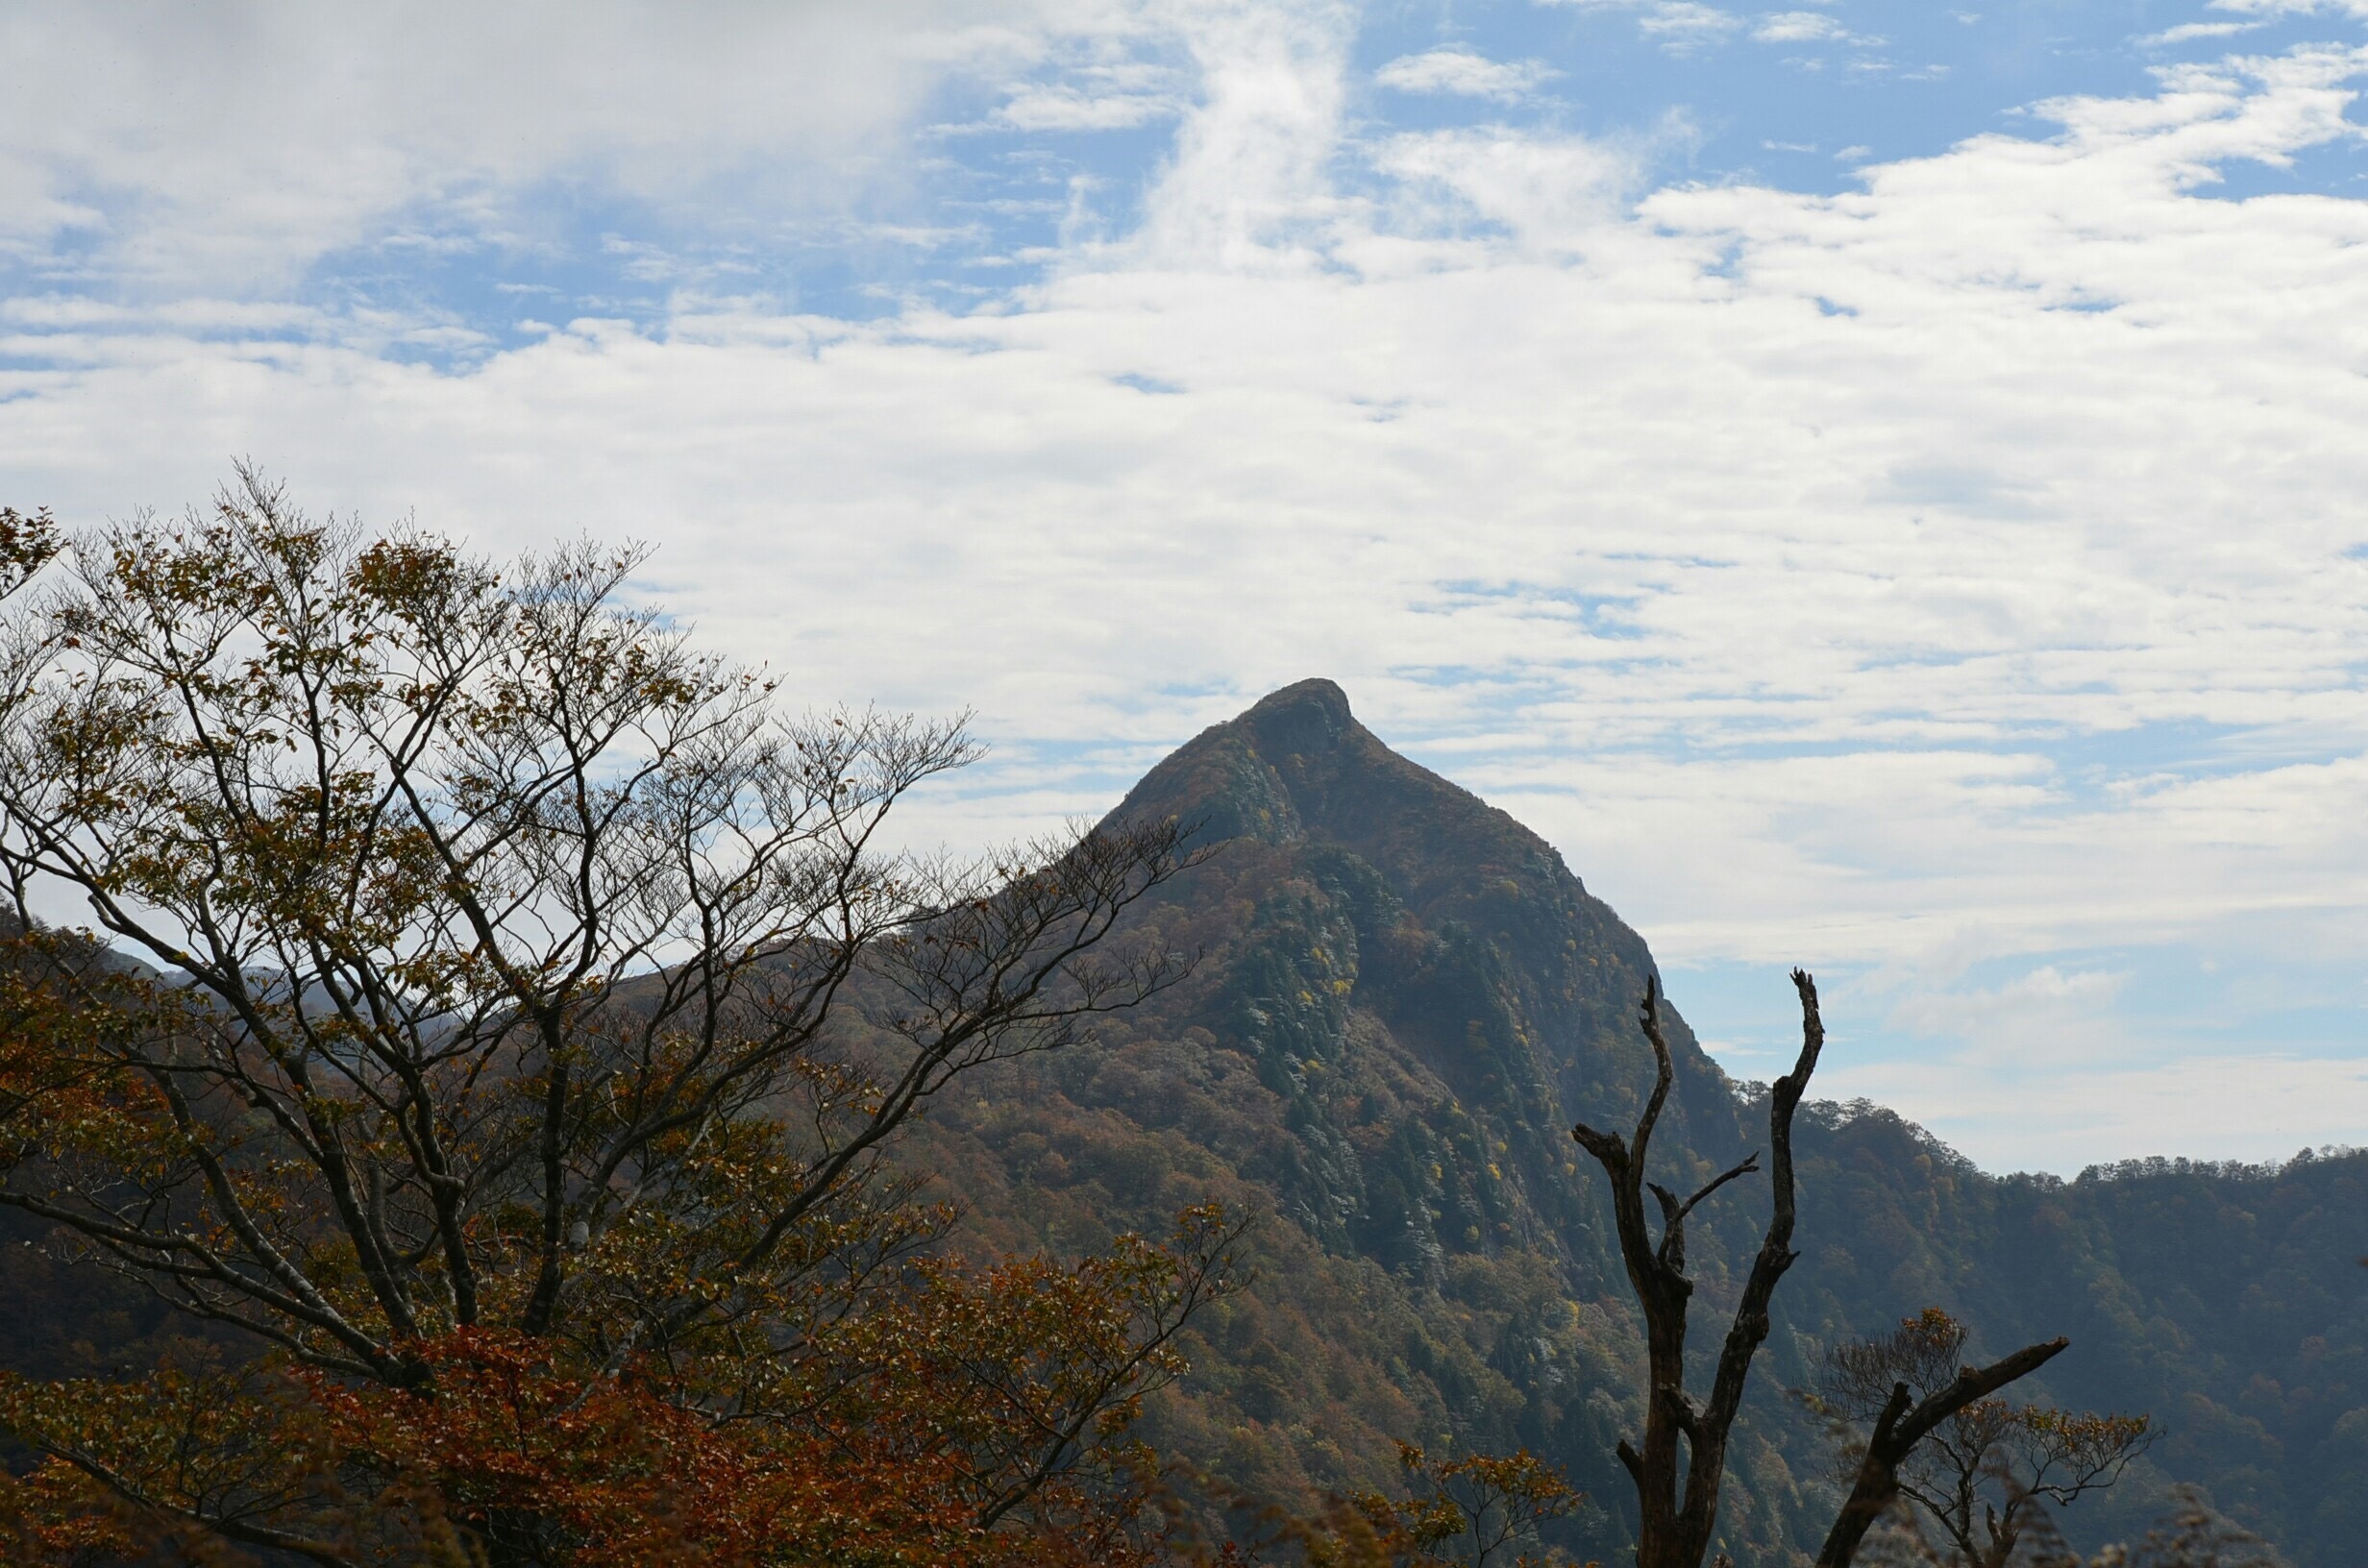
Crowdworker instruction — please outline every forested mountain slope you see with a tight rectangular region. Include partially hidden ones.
[2,678,2358,1561]
[905,679,2368,1564]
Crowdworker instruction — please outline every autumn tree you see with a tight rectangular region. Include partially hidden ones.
[1850,1483,2288,1568]
[1354,1444,1585,1568]
[0,471,1236,1565]
[1179,1443,1586,1568]
[1805,1310,2151,1568]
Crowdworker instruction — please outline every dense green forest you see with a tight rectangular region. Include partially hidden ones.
[895,678,2362,1563]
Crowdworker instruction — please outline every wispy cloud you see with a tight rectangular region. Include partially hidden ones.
[1537,0,1745,53]
[1638,3,1745,49]
[0,2,1162,291]
[1832,1052,2368,1173]
[2141,20,2266,46]
[1886,965,2132,1060]
[1375,127,1637,246]
[1374,47,1560,103]
[7,8,2368,1166]
[992,85,1183,131]
[1754,11,1883,45]
[2208,0,2368,15]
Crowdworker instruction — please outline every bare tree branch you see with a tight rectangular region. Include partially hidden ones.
[1814,1337,2071,1568]
[1569,968,1825,1568]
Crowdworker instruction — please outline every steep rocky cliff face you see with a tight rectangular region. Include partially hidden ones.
[910,679,2368,1564]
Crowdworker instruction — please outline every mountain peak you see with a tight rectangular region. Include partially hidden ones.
[1111,680,1579,920]
[1239,676,1355,743]
[1098,677,1724,1293]
[1108,678,1387,852]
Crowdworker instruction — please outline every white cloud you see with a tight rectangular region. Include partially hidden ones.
[0,0,1146,291]
[1374,47,1560,102]
[1536,0,1745,51]
[994,86,1183,130]
[7,14,2368,1164]
[2142,20,2267,46]
[1885,965,2132,1059]
[1374,129,1638,247]
[1830,1052,2368,1173]
[1638,3,1746,48]
[1126,1,1356,266]
[2209,0,2368,15]
[984,51,1192,130]
[1754,11,1880,43]
[1756,11,1839,40]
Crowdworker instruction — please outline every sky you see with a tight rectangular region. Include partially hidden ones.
[4,0,2368,1173]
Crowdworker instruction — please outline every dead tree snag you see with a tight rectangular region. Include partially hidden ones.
[1569,968,1825,1568]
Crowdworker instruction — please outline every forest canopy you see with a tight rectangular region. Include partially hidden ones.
[0,475,1240,1565]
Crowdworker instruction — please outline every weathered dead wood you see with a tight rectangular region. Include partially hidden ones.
[1569,968,1825,1568]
